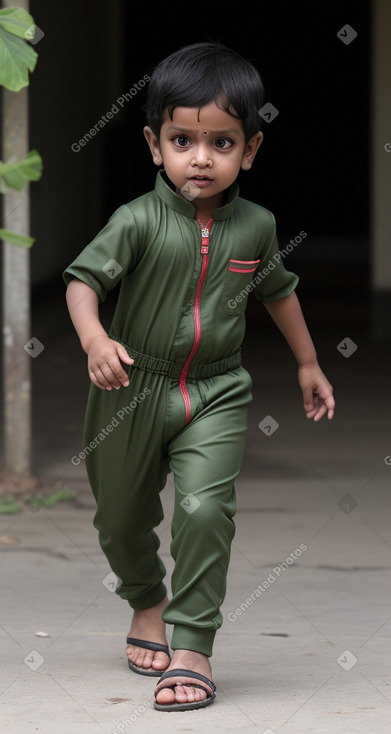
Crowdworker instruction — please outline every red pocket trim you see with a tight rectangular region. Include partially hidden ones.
[229,259,261,265]
[228,258,261,274]
[228,266,258,273]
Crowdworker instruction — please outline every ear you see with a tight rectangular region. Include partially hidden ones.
[143,126,163,166]
[240,131,263,171]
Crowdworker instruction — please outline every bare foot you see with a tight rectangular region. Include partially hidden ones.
[154,649,214,706]
[126,595,170,674]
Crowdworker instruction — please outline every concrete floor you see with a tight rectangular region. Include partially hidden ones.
[1,286,391,733]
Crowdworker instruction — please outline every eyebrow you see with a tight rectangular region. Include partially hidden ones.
[166,125,241,136]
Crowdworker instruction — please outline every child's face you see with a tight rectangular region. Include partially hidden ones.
[144,101,263,206]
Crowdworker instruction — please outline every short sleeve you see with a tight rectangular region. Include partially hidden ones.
[62,204,139,304]
[253,212,299,303]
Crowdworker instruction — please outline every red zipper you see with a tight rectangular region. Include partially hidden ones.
[179,217,214,424]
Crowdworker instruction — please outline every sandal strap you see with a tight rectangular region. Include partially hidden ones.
[126,637,170,655]
[155,667,216,694]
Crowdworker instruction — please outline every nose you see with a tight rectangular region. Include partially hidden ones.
[191,143,213,168]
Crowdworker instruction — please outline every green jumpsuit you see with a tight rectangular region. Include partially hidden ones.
[63,170,299,656]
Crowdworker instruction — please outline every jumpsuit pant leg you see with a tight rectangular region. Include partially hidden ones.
[83,366,171,610]
[161,366,253,657]
[83,360,252,657]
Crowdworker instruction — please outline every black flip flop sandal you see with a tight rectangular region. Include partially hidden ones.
[153,667,216,711]
[126,636,171,677]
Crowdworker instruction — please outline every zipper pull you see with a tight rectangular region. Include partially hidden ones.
[200,227,209,254]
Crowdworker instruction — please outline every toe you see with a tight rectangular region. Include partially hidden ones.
[174,685,194,702]
[155,684,192,704]
[155,680,210,706]
[126,645,169,671]
[151,651,170,670]
[155,686,176,704]
[184,685,206,702]
[182,685,196,702]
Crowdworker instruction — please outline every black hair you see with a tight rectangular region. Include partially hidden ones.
[145,42,265,141]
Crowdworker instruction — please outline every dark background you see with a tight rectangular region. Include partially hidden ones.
[0,0,376,474]
[27,0,370,330]
[112,1,370,238]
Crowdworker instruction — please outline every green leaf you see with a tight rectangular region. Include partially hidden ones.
[0,228,35,247]
[0,25,37,91]
[0,150,43,191]
[0,7,36,39]
[0,500,20,514]
[25,489,76,507]
[42,488,76,505]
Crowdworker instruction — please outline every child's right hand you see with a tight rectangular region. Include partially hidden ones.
[87,334,134,390]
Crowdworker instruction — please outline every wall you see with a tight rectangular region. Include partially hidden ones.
[371,0,391,338]
[28,0,125,290]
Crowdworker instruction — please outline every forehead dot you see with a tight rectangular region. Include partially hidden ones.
[203,131,208,135]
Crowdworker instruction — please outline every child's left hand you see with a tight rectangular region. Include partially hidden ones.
[298,363,335,421]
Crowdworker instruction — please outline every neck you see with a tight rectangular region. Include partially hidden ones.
[194,192,224,226]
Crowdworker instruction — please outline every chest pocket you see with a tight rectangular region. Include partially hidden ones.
[220,258,261,316]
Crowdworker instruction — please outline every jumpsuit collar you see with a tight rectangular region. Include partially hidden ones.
[155,169,239,221]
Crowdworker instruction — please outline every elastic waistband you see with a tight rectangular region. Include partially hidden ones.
[109,333,241,379]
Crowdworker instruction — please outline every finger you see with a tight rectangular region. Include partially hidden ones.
[89,370,111,391]
[117,344,135,366]
[302,383,316,413]
[105,358,131,387]
[98,363,123,389]
[305,394,322,419]
[306,407,318,418]
[313,392,335,421]
[324,394,335,420]
[313,403,327,421]
[93,363,117,389]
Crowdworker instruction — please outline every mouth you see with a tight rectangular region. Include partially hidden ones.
[188,175,213,188]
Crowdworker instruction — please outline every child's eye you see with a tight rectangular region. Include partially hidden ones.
[173,135,190,147]
[214,138,233,149]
